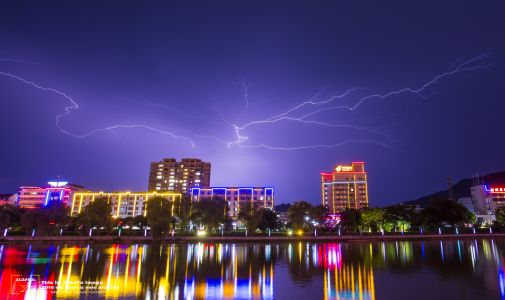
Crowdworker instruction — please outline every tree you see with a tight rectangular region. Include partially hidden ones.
[360,208,386,232]
[238,204,262,233]
[133,215,148,228]
[288,201,313,230]
[496,207,505,226]
[385,205,417,232]
[257,208,281,232]
[309,205,328,227]
[339,209,361,233]
[174,195,192,233]
[146,196,173,237]
[191,197,226,233]
[76,197,113,234]
[0,204,23,230]
[21,201,69,235]
[420,198,475,229]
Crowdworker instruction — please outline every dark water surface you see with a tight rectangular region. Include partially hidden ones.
[0,239,503,299]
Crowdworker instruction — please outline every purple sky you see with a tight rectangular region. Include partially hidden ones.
[0,1,504,206]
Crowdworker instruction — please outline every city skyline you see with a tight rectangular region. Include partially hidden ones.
[1,2,505,207]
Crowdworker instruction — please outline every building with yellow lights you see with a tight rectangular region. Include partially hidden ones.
[321,162,368,214]
[70,191,181,217]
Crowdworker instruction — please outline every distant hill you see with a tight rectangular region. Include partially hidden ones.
[403,171,505,207]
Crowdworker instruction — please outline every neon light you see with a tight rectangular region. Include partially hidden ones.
[48,181,68,187]
[335,165,353,172]
[489,187,505,193]
[44,190,50,206]
[70,194,76,216]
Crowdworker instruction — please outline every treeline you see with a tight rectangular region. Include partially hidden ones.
[0,196,285,237]
[0,196,498,237]
[285,197,485,233]
[337,198,476,233]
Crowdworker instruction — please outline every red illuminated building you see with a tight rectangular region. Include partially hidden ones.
[321,162,369,214]
[18,181,84,209]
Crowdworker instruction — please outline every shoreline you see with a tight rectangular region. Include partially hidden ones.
[1,233,504,244]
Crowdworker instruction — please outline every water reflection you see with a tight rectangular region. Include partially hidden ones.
[0,239,503,299]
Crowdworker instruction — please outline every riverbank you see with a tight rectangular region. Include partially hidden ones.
[1,233,505,244]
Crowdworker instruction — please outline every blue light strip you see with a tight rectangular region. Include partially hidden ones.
[44,190,50,206]
[59,190,64,202]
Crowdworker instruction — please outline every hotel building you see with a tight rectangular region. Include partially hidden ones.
[70,191,182,218]
[189,187,274,219]
[321,162,369,214]
[18,181,84,209]
[148,158,211,193]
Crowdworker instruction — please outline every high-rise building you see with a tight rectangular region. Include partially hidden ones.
[18,181,84,209]
[321,162,368,214]
[70,191,181,218]
[189,187,274,220]
[148,158,211,193]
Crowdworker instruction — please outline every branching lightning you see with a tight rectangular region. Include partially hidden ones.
[0,52,499,152]
[226,53,499,151]
[0,70,197,147]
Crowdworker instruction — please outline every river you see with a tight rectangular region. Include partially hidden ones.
[0,239,503,299]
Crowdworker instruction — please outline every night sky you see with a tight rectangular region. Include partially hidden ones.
[1,1,504,206]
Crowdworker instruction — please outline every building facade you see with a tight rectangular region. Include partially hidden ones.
[18,182,84,209]
[189,187,274,220]
[321,162,369,214]
[487,186,505,209]
[148,158,211,193]
[471,185,495,216]
[0,194,18,206]
[70,191,182,218]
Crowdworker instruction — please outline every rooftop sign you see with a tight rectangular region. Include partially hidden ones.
[335,165,353,172]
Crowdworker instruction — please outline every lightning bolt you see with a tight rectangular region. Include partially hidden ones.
[238,139,397,151]
[0,70,196,146]
[0,52,499,152]
[227,52,499,151]
[234,79,250,123]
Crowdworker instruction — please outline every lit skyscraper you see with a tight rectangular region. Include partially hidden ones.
[148,158,211,193]
[321,162,369,213]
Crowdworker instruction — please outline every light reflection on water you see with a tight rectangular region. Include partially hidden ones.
[0,239,503,299]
